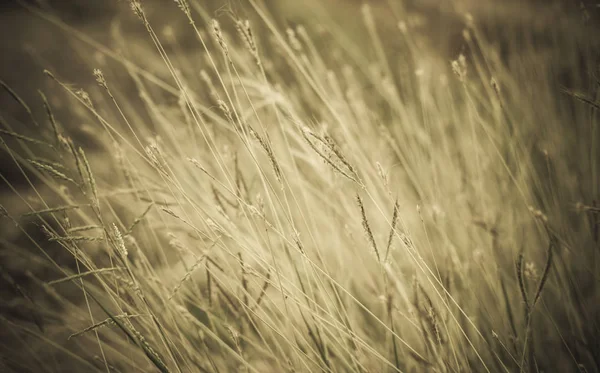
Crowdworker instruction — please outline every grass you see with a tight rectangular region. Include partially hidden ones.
[0,0,599,372]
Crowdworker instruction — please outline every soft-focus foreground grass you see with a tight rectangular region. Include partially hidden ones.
[0,1,599,372]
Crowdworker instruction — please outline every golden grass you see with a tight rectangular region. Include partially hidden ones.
[0,0,599,372]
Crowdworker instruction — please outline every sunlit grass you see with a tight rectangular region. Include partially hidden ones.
[0,1,598,372]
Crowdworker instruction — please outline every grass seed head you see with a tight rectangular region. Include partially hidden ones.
[236,19,260,65]
[356,194,380,263]
[451,54,468,82]
[93,68,108,90]
[174,0,191,17]
[212,19,229,56]
[112,223,128,259]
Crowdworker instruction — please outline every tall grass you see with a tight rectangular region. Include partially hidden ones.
[0,0,598,372]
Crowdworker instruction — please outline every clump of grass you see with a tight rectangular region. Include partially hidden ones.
[0,0,598,372]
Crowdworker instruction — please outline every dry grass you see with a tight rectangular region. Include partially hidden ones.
[0,0,599,372]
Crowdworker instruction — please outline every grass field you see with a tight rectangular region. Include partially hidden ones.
[0,1,599,372]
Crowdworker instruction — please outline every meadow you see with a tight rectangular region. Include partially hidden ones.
[0,0,599,372]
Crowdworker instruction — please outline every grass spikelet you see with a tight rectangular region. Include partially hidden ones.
[38,90,61,145]
[286,28,303,52]
[112,271,137,291]
[168,255,206,300]
[302,127,361,185]
[168,233,200,261]
[129,0,147,24]
[76,89,94,108]
[251,270,271,311]
[527,206,548,224]
[248,126,283,185]
[323,134,359,180]
[356,194,380,262]
[490,77,501,97]
[234,152,249,199]
[0,128,53,148]
[0,79,39,127]
[238,252,249,306]
[22,204,82,217]
[93,68,108,91]
[68,225,102,233]
[212,19,229,57]
[68,313,142,340]
[376,161,390,192]
[112,223,128,259]
[384,199,400,263]
[451,54,468,82]
[563,89,600,111]
[48,235,104,243]
[29,160,77,184]
[161,207,181,221]
[174,0,191,17]
[126,203,154,235]
[531,236,555,309]
[87,289,170,373]
[218,99,234,124]
[63,137,87,190]
[78,147,99,208]
[412,279,444,358]
[575,201,600,213]
[187,157,209,175]
[47,267,123,286]
[31,157,66,171]
[206,261,213,308]
[162,208,194,229]
[418,283,443,345]
[227,326,247,372]
[236,19,260,66]
[126,319,171,373]
[145,144,167,172]
[292,228,305,255]
[516,250,530,315]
